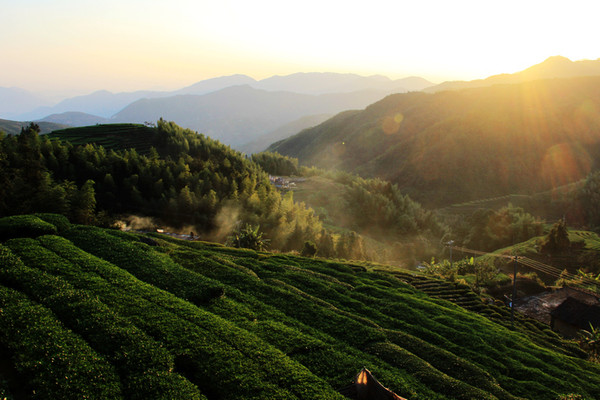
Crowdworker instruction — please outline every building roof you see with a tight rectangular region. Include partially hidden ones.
[550,297,600,330]
[339,368,406,400]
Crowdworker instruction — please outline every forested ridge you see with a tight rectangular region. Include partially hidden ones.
[0,120,323,252]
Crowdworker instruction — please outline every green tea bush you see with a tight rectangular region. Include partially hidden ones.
[2,239,204,400]
[0,282,122,399]
[0,215,57,241]
[33,213,71,231]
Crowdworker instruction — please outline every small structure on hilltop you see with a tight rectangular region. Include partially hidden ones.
[339,368,406,400]
[551,296,600,338]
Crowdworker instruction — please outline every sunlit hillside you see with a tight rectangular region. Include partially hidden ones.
[269,76,600,207]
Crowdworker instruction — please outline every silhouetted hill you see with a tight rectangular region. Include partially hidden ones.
[36,111,110,126]
[174,74,257,95]
[19,89,168,120]
[269,76,600,206]
[427,56,600,93]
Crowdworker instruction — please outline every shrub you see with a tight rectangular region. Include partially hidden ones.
[0,215,57,241]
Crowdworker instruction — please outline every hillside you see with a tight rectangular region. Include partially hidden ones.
[1,121,333,258]
[0,214,598,399]
[0,118,69,135]
[47,123,158,154]
[269,76,600,207]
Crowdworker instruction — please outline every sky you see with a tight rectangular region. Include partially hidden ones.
[2,0,600,96]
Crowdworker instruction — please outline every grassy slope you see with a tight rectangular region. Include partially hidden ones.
[0,214,599,399]
[47,123,158,154]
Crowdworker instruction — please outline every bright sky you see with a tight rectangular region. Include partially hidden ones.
[2,0,599,95]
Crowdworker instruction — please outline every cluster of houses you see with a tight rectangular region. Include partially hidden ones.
[268,175,300,190]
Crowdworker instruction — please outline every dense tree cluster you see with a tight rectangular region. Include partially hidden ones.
[277,168,449,264]
[540,219,571,254]
[251,151,299,176]
[0,121,323,252]
[579,171,600,230]
[452,204,544,252]
[340,173,446,239]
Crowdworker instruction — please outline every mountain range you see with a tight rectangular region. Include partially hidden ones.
[110,85,408,147]
[8,73,433,122]
[2,73,433,150]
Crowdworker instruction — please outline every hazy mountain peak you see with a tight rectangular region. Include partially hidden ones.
[255,72,407,95]
[427,56,600,92]
[175,74,256,95]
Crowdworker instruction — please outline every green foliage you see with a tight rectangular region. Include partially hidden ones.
[579,171,600,230]
[541,219,571,254]
[33,213,71,231]
[226,224,270,251]
[252,151,299,176]
[301,241,318,257]
[579,323,600,361]
[458,204,544,252]
[0,245,123,399]
[0,215,57,241]
[288,171,447,263]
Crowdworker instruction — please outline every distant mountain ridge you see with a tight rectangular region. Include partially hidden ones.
[10,72,434,122]
[36,112,110,126]
[111,85,401,148]
[3,72,434,150]
[427,56,600,92]
[0,87,51,119]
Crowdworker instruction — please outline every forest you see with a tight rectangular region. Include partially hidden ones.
[0,121,322,252]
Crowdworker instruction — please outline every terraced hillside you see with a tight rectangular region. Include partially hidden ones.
[1,214,599,400]
[47,123,157,154]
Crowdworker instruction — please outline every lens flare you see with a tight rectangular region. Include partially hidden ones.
[540,143,592,189]
[382,113,404,135]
